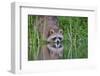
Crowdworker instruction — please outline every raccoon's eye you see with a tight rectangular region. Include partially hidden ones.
[58,37,62,40]
[50,29,54,35]
[59,29,63,34]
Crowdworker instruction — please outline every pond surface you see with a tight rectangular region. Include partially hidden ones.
[28,40,88,61]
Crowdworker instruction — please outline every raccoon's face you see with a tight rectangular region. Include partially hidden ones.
[47,29,63,43]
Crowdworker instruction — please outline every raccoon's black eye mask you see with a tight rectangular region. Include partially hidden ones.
[58,37,62,40]
[52,37,62,41]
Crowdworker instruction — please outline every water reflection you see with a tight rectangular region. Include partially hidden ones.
[38,43,64,60]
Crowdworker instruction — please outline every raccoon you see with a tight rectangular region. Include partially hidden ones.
[38,43,63,60]
[47,43,64,59]
[37,16,63,43]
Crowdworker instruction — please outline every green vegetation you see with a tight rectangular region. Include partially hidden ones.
[28,16,40,60]
[28,15,88,60]
[58,16,88,59]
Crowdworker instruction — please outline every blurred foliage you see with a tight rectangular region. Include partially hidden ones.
[58,16,88,59]
[28,15,40,60]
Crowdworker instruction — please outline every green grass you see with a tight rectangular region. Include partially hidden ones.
[28,15,88,60]
[58,16,88,59]
[28,15,41,60]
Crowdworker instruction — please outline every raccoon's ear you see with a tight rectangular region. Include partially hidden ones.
[59,29,63,34]
[50,29,54,35]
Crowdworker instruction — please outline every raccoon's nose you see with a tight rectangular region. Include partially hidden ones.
[57,40,60,44]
